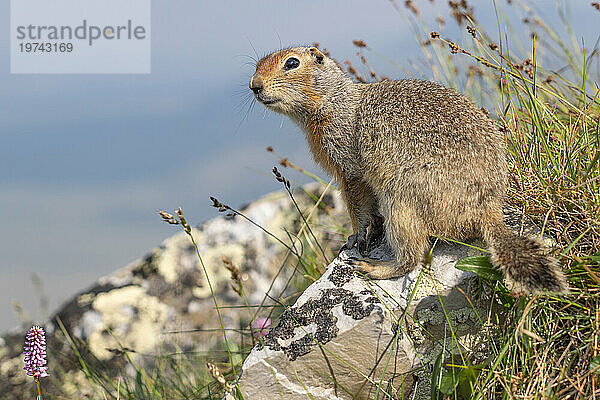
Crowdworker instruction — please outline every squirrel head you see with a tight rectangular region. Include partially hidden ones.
[249,46,351,119]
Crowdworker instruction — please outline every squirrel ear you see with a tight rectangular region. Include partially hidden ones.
[309,47,325,64]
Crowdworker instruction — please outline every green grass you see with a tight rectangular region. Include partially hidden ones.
[30,1,600,399]
[381,1,600,398]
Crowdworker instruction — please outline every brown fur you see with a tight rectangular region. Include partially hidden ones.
[249,46,568,295]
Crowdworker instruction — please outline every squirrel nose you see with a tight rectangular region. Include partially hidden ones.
[249,74,264,94]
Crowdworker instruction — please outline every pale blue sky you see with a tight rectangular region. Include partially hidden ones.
[1,1,597,331]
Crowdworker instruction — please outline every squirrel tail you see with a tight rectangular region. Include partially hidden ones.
[483,223,569,295]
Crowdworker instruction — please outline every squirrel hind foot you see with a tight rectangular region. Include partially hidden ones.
[348,258,405,280]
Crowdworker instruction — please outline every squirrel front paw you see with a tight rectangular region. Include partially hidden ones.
[340,229,368,255]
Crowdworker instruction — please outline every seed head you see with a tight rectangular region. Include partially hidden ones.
[222,256,243,297]
[210,196,230,213]
[206,362,233,393]
[158,210,178,225]
[404,0,419,15]
[357,52,368,65]
[436,15,445,29]
[344,60,365,83]
[352,40,367,48]
[272,167,290,188]
[23,326,48,379]
[467,26,476,38]
[175,207,191,234]
[449,42,460,54]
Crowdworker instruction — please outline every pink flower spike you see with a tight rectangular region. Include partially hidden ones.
[23,326,49,379]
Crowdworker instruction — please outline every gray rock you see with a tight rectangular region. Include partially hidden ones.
[229,239,494,400]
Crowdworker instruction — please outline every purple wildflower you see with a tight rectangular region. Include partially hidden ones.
[251,317,271,338]
[23,325,48,379]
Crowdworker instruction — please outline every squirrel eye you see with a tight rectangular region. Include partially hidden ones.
[284,57,300,70]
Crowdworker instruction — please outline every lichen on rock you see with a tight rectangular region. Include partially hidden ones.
[230,236,496,400]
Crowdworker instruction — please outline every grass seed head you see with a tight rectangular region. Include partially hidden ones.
[352,39,367,48]
[467,25,476,38]
[210,197,230,213]
[272,166,290,188]
[159,210,179,225]
[343,59,365,83]
[175,207,191,233]
[206,362,233,393]
[222,256,243,296]
[404,0,419,15]
[436,15,445,29]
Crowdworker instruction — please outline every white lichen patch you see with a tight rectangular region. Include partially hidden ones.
[153,228,207,284]
[264,208,297,247]
[0,355,27,385]
[411,270,448,299]
[192,243,245,299]
[155,233,189,284]
[73,310,103,339]
[88,286,170,360]
[61,369,95,398]
[77,292,96,307]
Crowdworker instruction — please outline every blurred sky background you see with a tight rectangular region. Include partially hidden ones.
[1,0,598,331]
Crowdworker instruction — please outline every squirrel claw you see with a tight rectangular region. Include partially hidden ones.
[347,257,373,278]
[340,234,357,253]
[341,229,369,256]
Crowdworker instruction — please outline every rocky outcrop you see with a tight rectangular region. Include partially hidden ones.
[228,238,493,400]
[230,206,542,399]
[0,185,346,399]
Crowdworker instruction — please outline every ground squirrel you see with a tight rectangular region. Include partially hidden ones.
[249,46,568,295]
